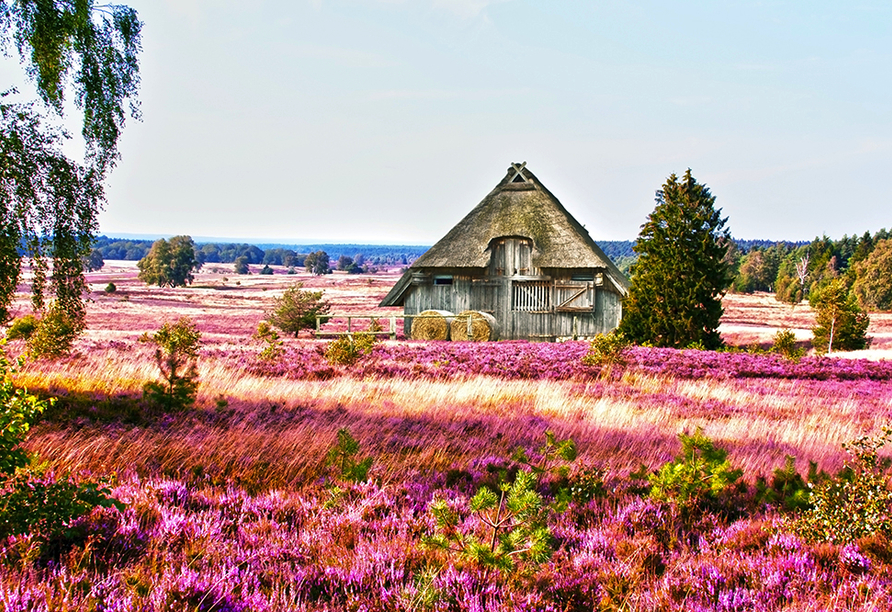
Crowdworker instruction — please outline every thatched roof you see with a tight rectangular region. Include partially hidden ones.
[381,163,629,306]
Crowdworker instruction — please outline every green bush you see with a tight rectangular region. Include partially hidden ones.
[104,282,117,294]
[324,333,377,366]
[140,318,202,411]
[811,279,871,353]
[0,471,122,552]
[795,428,892,543]
[326,428,373,483]
[266,283,330,337]
[253,321,284,362]
[754,455,814,512]
[27,304,78,359]
[0,346,49,476]
[581,330,630,377]
[6,315,38,341]
[649,430,743,516]
[772,328,805,362]
[426,469,551,572]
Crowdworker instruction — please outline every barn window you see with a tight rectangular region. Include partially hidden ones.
[433,276,453,285]
[512,281,551,312]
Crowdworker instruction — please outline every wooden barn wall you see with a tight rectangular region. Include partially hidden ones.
[403,274,623,340]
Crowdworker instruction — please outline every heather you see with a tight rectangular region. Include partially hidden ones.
[5,272,892,610]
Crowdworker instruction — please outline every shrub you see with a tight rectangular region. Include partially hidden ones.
[426,469,551,572]
[754,455,813,512]
[253,321,284,362]
[581,330,630,377]
[259,264,273,275]
[6,315,38,341]
[324,333,377,366]
[104,282,117,294]
[265,283,330,337]
[27,304,78,359]
[0,471,122,552]
[0,345,49,476]
[649,429,743,516]
[772,328,805,362]
[326,428,373,483]
[795,427,892,543]
[140,318,201,411]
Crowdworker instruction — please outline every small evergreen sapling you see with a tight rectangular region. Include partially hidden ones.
[649,430,743,516]
[140,317,202,411]
[326,428,373,483]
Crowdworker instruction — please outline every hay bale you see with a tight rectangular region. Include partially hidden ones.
[450,310,499,342]
[410,310,454,341]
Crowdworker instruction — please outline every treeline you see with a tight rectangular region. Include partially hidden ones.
[92,236,428,268]
[597,239,808,277]
[728,229,892,309]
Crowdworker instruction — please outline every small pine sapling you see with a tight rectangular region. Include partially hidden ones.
[427,470,551,572]
[649,429,743,517]
[326,428,373,483]
[140,317,202,411]
[254,321,284,362]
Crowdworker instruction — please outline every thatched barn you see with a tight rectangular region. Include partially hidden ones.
[380,162,630,340]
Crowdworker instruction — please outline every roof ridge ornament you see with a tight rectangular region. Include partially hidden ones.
[509,161,528,183]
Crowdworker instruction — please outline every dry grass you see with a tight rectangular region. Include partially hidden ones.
[9,267,892,490]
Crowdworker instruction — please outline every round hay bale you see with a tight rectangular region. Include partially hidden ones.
[410,310,454,341]
[450,310,499,342]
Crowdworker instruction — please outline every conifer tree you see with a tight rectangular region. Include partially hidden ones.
[619,169,731,349]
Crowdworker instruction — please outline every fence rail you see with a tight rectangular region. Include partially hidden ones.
[315,312,460,340]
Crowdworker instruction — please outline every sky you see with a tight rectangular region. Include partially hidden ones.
[3,1,891,244]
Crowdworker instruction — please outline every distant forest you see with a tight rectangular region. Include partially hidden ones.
[94,232,887,300]
[93,237,429,268]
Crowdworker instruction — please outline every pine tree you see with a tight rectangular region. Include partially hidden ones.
[618,169,731,349]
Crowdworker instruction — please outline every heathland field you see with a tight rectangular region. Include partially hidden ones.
[5,262,892,611]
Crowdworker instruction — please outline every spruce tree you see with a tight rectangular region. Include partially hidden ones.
[619,169,731,349]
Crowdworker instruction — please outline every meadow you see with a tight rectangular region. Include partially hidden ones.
[3,262,892,611]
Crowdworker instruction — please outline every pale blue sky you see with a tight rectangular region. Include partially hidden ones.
[4,1,891,243]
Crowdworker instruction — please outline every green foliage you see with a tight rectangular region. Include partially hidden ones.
[0,0,141,327]
[771,328,805,362]
[795,428,892,543]
[104,282,117,294]
[618,169,731,350]
[304,250,331,275]
[27,302,78,359]
[811,278,870,353]
[326,428,373,483]
[137,236,202,288]
[426,470,551,572]
[733,246,783,294]
[234,256,250,275]
[852,238,892,311]
[6,314,38,341]
[649,430,743,515]
[85,248,104,272]
[253,321,284,362]
[0,345,50,476]
[265,282,330,337]
[513,430,578,480]
[0,471,123,548]
[324,333,377,366]
[754,456,813,513]
[581,330,630,377]
[259,264,274,275]
[140,317,201,411]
